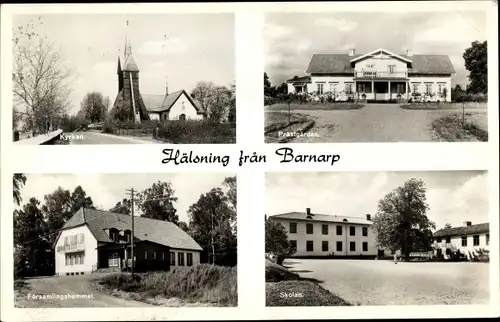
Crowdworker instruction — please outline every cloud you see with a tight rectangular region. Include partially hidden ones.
[137,37,189,55]
[263,23,294,40]
[413,14,486,44]
[314,17,358,32]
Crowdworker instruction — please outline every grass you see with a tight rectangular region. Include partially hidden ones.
[432,113,488,142]
[401,102,487,110]
[97,264,237,307]
[265,259,351,307]
[266,103,364,111]
[264,111,316,143]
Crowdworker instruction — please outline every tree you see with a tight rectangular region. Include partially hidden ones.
[223,176,237,211]
[137,181,178,223]
[13,173,27,205]
[264,72,272,96]
[69,186,95,213]
[228,82,236,123]
[444,223,452,229]
[80,91,107,123]
[265,218,295,265]
[463,41,487,94]
[371,178,436,261]
[191,81,216,114]
[188,188,236,264]
[191,81,232,122]
[109,198,133,215]
[177,221,190,233]
[451,84,465,102]
[12,16,74,136]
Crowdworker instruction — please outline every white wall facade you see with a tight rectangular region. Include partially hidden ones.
[309,76,354,94]
[169,248,201,267]
[434,233,490,256]
[354,55,408,75]
[273,218,384,257]
[169,93,203,120]
[55,225,98,276]
[409,76,452,101]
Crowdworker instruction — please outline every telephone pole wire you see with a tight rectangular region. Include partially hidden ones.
[125,188,135,277]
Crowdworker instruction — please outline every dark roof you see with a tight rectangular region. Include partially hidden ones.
[433,223,489,238]
[122,54,139,72]
[142,90,204,114]
[62,208,203,251]
[305,53,455,75]
[286,76,311,83]
[270,212,371,225]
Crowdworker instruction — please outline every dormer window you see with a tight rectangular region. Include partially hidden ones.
[109,228,119,242]
[124,229,132,243]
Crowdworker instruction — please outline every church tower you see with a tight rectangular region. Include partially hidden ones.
[112,20,150,123]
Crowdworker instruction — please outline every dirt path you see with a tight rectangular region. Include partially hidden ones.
[15,274,152,307]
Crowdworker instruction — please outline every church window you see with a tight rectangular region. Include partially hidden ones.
[179,114,186,121]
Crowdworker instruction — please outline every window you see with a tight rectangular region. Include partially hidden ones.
[362,227,368,237]
[289,222,297,234]
[109,253,119,267]
[179,114,186,121]
[412,83,419,93]
[357,83,366,93]
[486,234,490,245]
[78,233,84,244]
[445,236,451,243]
[290,240,297,251]
[65,255,70,266]
[363,242,368,252]
[329,83,337,93]
[436,237,442,243]
[306,241,314,252]
[153,252,156,260]
[425,83,432,95]
[473,235,480,246]
[322,241,328,252]
[336,241,342,252]
[178,252,185,266]
[170,252,176,266]
[306,223,313,234]
[336,225,342,235]
[345,83,353,94]
[350,242,356,252]
[65,236,69,246]
[187,253,193,266]
[80,253,84,265]
[461,236,467,247]
[438,83,443,94]
[162,252,165,260]
[317,83,324,94]
[388,65,396,73]
[70,255,75,265]
[350,226,355,236]
[75,254,80,265]
[397,84,405,94]
[322,224,328,235]
[144,250,148,259]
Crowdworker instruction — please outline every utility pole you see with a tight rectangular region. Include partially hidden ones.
[125,188,135,277]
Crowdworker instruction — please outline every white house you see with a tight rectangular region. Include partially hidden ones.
[287,48,455,102]
[143,88,205,122]
[54,208,202,276]
[269,208,391,258]
[432,221,490,259]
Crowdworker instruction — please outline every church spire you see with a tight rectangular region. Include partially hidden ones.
[124,20,132,61]
[122,19,139,72]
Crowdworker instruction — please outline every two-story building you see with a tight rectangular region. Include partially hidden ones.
[53,207,203,276]
[269,208,391,258]
[287,48,455,102]
[432,221,490,259]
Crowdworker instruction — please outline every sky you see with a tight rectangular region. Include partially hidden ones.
[17,173,234,223]
[13,14,235,116]
[264,10,487,88]
[265,171,489,230]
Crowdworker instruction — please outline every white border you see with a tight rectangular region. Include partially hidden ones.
[1,1,499,321]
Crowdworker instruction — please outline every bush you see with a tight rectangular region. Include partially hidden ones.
[157,119,236,144]
[99,264,237,306]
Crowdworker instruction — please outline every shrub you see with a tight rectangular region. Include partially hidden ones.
[157,119,236,144]
[471,248,490,262]
[99,264,237,306]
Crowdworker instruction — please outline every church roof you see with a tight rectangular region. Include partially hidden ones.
[142,90,204,114]
[123,54,139,72]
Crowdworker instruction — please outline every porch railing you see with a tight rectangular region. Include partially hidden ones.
[354,71,408,79]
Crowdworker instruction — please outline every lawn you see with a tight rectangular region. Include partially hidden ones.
[431,113,488,142]
[401,102,487,110]
[264,111,316,143]
[266,103,364,111]
[265,259,351,307]
[97,264,237,307]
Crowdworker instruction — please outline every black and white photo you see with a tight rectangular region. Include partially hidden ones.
[265,171,489,306]
[12,13,236,145]
[13,173,237,307]
[264,10,488,143]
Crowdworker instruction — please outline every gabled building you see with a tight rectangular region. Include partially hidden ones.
[54,208,202,276]
[433,221,490,258]
[269,208,391,258]
[287,48,455,102]
[142,88,205,122]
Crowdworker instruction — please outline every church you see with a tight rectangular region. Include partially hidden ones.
[112,23,205,123]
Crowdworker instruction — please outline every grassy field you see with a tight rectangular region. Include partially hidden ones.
[97,264,237,307]
[431,113,488,142]
[264,111,316,143]
[401,102,487,110]
[265,259,351,307]
[266,103,364,111]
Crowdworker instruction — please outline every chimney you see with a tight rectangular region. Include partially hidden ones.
[366,214,371,221]
[406,49,413,57]
[463,221,472,227]
[165,77,169,96]
[348,48,355,56]
[306,208,311,216]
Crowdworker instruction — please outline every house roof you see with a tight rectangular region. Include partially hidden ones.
[270,212,372,225]
[286,76,311,84]
[350,48,413,63]
[305,53,455,75]
[142,90,204,114]
[62,208,203,251]
[433,223,489,238]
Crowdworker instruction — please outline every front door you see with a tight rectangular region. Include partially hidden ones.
[374,82,389,100]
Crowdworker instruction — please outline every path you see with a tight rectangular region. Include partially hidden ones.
[68,131,159,144]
